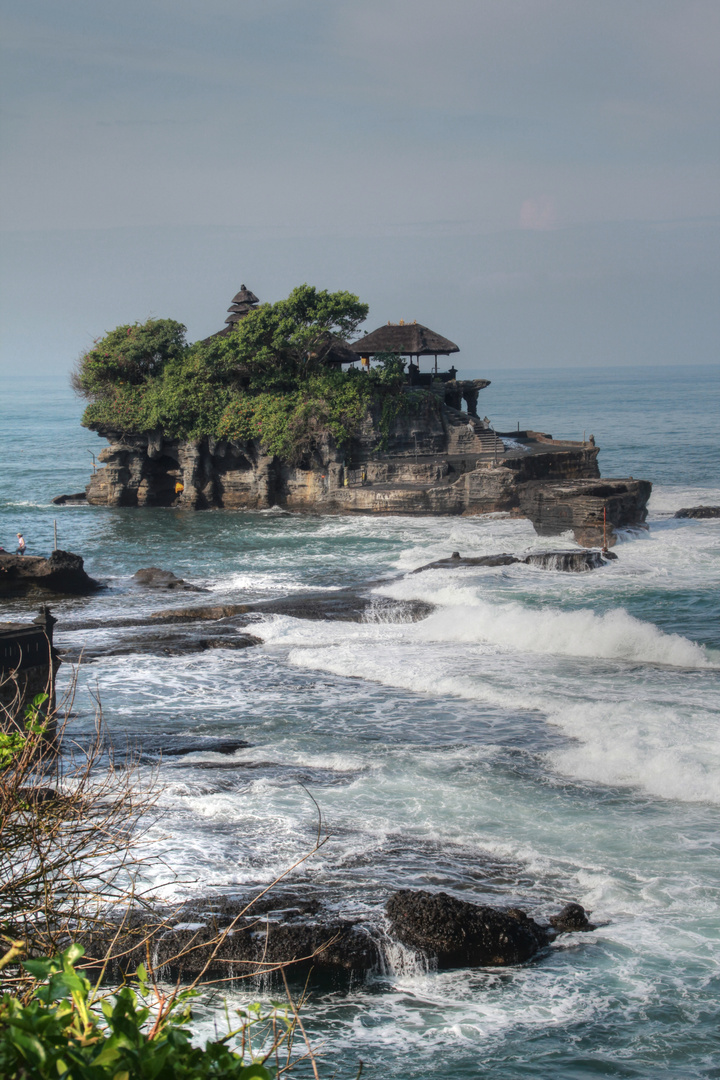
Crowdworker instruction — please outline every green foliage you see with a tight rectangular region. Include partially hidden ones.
[76,286,425,460]
[0,695,49,771]
[0,732,26,772]
[226,284,369,385]
[216,370,376,463]
[0,944,288,1079]
[75,319,188,397]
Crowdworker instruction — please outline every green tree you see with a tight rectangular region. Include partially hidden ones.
[222,285,368,386]
[74,319,188,398]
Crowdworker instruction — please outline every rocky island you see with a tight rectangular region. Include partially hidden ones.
[72,284,650,546]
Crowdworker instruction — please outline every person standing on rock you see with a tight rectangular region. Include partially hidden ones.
[16,533,26,555]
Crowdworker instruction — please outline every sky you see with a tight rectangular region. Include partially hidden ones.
[1,0,718,376]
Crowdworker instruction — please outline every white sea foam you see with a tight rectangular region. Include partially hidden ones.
[209,571,341,594]
[253,580,720,804]
[648,484,720,516]
[420,599,715,667]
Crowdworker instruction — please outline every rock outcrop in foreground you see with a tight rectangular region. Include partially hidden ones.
[81,403,650,544]
[0,551,101,597]
[385,889,551,967]
[82,888,595,982]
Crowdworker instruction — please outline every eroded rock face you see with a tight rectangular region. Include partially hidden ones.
[386,889,551,967]
[518,478,653,546]
[522,549,616,571]
[0,551,101,597]
[674,506,720,519]
[82,407,650,541]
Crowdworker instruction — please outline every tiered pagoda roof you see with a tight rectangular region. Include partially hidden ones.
[225,285,260,326]
[202,284,260,341]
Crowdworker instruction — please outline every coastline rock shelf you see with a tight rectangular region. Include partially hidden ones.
[83,415,650,545]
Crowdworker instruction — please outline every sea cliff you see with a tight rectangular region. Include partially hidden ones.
[83,398,650,545]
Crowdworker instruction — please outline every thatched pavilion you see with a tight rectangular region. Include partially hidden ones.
[349,320,460,378]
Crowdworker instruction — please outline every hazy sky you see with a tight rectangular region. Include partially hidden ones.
[1,0,718,376]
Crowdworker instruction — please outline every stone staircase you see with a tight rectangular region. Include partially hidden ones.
[444,407,505,458]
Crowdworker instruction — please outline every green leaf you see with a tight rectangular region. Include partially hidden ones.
[23,959,53,979]
[64,943,85,965]
[238,1065,275,1080]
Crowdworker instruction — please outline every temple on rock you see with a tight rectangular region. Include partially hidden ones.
[76,282,652,545]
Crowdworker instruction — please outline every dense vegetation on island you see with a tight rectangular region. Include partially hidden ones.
[75,285,428,464]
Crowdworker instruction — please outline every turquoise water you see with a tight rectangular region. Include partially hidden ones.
[1,366,720,1078]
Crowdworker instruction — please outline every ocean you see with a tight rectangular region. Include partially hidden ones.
[1,364,719,1078]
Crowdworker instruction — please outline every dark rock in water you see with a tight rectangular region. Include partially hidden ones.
[548,903,595,933]
[51,492,87,505]
[59,627,260,662]
[151,591,434,625]
[131,567,206,592]
[131,735,251,760]
[79,889,596,983]
[193,634,260,650]
[0,550,101,597]
[82,893,379,982]
[386,889,550,967]
[674,506,720,519]
[153,920,378,980]
[72,732,251,761]
[413,549,616,575]
[413,554,520,573]
[522,550,612,572]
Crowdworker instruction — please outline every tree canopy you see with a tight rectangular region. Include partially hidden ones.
[75,285,423,462]
[73,318,188,397]
[189,284,369,389]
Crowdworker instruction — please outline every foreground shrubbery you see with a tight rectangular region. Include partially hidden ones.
[0,674,154,962]
[0,676,337,1077]
[0,944,298,1079]
[74,285,426,462]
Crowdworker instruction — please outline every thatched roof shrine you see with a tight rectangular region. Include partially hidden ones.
[231,286,259,307]
[201,284,260,341]
[349,321,459,359]
[225,284,260,325]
